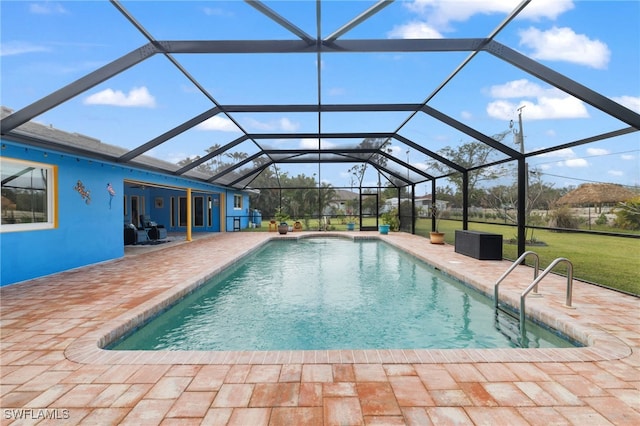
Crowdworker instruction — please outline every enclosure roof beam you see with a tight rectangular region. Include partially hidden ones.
[0,44,158,133]
[324,0,394,43]
[207,152,265,183]
[247,132,395,140]
[174,135,250,176]
[219,103,423,113]
[377,150,434,180]
[392,134,465,173]
[245,0,315,44]
[119,107,222,162]
[228,161,274,187]
[420,105,522,158]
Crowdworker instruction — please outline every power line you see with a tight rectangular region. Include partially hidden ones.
[530,149,639,167]
[532,171,639,189]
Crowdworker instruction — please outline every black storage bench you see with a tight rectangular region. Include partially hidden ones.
[455,230,503,260]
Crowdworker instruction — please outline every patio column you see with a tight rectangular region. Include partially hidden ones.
[186,187,192,242]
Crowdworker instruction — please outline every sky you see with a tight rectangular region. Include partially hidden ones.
[1,0,639,192]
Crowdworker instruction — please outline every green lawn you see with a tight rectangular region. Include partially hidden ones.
[418,219,639,296]
[246,218,639,295]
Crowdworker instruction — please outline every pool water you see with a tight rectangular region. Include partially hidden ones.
[109,238,577,351]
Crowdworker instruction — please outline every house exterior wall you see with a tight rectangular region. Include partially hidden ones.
[0,139,250,286]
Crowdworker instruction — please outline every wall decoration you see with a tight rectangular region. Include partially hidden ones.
[107,183,116,209]
[74,180,91,204]
[155,197,164,208]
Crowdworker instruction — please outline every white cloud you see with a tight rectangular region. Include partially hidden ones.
[586,148,610,156]
[413,161,429,171]
[387,21,442,39]
[300,138,336,149]
[538,147,576,159]
[0,41,49,56]
[83,86,156,108]
[612,96,640,114]
[519,26,610,69]
[487,96,588,121]
[621,154,636,161]
[328,87,346,97]
[279,118,299,132]
[460,110,473,120]
[196,115,240,132]
[202,7,232,17]
[244,117,300,132]
[488,79,554,99]
[608,170,624,177]
[487,79,589,120]
[564,158,588,168]
[29,2,68,15]
[401,0,574,33]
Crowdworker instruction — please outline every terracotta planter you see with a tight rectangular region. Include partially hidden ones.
[430,232,445,244]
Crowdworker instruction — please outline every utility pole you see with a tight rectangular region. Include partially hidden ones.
[511,106,529,248]
[511,106,528,209]
[514,105,525,154]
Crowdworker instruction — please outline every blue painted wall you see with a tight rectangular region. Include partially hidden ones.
[1,139,250,286]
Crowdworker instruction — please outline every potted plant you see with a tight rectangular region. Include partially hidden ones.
[430,205,445,244]
[379,211,397,235]
[346,216,356,231]
[274,208,290,235]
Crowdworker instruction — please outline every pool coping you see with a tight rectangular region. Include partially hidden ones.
[64,232,632,365]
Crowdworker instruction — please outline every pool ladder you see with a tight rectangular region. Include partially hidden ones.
[494,252,574,347]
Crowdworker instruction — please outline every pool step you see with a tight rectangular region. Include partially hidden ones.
[494,306,524,347]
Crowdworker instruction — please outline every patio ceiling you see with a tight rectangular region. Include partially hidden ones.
[1,0,639,190]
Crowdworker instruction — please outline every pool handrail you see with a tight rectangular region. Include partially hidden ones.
[519,257,574,338]
[494,251,540,310]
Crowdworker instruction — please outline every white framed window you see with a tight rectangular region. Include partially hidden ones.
[233,194,242,210]
[1,157,56,232]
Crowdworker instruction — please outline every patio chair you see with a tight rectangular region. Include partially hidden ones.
[139,214,167,241]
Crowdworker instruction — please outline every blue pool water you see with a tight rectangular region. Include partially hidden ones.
[109,238,576,351]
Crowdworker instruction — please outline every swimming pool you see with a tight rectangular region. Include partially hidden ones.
[109,238,577,351]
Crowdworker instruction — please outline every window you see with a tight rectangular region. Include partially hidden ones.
[233,194,242,210]
[194,196,204,227]
[1,157,56,232]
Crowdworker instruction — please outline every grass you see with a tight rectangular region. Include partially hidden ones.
[247,218,639,295]
[419,219,639,296]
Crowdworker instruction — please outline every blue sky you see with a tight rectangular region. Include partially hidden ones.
[1,0,639,191]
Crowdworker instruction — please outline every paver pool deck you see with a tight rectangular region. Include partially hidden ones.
[1,231,639,425]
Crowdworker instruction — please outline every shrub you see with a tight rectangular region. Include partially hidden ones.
[595,213,608,226]
[613,197,640,230]
[381,209,400,231]
[548,206,580,230]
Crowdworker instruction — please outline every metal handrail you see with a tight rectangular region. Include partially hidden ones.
[519,257,574,338]
[494,251,540,309]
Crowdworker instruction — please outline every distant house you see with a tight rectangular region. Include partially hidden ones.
[383,195,447,215]
[327,189,359,215]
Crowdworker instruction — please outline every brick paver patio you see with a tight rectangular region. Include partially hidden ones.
[1,232,639,425]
